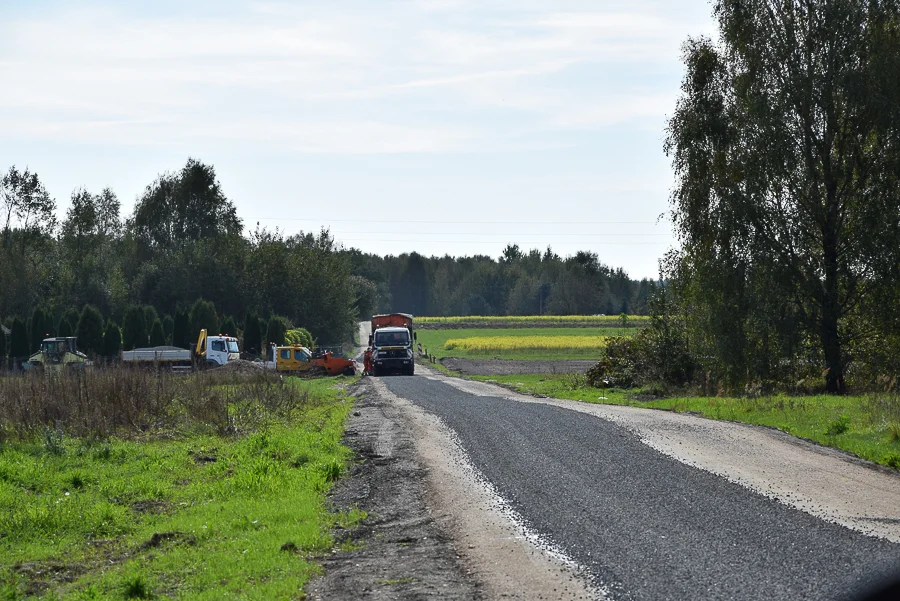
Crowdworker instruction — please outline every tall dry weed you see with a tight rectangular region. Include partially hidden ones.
[0,367,314,440]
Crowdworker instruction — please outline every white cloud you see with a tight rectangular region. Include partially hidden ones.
[0,1,714,153]
[0,0,714,279]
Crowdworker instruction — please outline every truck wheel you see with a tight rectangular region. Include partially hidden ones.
[407,365,415,376]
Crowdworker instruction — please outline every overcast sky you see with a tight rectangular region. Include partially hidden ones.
[0,0,717,279]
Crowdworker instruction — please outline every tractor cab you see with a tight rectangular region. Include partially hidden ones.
[25,336,89,372]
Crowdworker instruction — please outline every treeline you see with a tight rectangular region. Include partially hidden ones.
[348,248,656,319]
[0,158,653,360]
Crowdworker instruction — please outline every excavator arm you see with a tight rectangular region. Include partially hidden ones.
[195,329,208,360]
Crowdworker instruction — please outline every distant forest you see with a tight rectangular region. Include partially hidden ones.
[0,159,656,354]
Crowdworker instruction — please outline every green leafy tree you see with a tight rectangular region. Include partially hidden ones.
[162,315,174,345]
[220,315,237,337]
[172,307,190,349]
[143,306,159,333]
[266,316,286,347]
[665,0,900,393]
[189,299,218,340]
[149,318,166,347]
[102,321,122,360]
[243,311,261,355]
[1,166,56,253]
[9,317,29,359]
[29,307,52,352]
[122,306,147,351]
[131,158,242,250]
[351,276,378,322]
[0,168,58,321]
[76,305,105,356]
[58,308,80,338]
[57,315,74,337]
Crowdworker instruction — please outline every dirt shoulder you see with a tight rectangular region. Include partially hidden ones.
[440,358,595,376]
[307,379,479,600]
[308,377,599,600]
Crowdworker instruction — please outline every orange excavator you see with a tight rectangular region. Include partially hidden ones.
[273,344,356,376]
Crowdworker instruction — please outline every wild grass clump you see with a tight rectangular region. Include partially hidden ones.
[825,415,851,436]
[0,367,318,440]
[120,572,153,599]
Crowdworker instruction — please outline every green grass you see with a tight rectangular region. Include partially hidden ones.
[417,327,635,360]
[472,374,900,471]
[0,376,362,600]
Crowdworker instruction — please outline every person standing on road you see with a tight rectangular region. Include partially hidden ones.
[363,347,374,375]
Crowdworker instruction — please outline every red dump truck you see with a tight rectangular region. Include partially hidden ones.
[369,313,416,376]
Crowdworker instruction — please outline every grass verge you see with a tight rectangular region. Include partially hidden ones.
[471,374,900,471]
[0,370,361,600]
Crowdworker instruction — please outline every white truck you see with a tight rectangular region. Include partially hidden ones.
[121,329,239,368]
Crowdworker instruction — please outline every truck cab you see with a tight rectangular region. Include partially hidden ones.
[371,326,415,376]
[195,330,240,366]
[275,345,313,372]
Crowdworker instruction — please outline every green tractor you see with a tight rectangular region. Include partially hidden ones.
[23,337,89,373]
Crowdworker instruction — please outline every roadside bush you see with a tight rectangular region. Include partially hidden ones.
[825,415,850,436]
[586,326,696,390]
[285,328,315,349]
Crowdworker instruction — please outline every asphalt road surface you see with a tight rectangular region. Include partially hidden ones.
[380,373,900,601]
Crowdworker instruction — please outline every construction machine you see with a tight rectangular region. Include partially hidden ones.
[121,329,239,369]
[274,344,356,376]
[23,337,89,373]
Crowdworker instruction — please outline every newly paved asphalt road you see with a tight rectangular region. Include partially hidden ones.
[382,375,900,601]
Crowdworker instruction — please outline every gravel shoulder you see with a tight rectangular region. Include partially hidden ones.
[431,369,900,544]
[385,367,900,600]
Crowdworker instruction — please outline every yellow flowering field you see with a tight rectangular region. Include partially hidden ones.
[444,335,609,353]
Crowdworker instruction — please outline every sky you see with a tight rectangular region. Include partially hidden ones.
[0,0,717,279]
